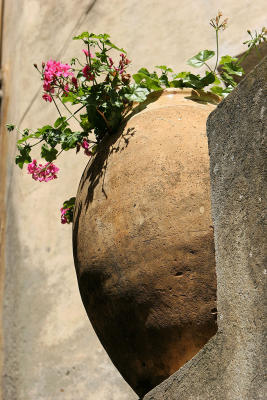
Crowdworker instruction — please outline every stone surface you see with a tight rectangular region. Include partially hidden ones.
[143,57,266,400]
[73,89,217,397]
[0,1,266,399]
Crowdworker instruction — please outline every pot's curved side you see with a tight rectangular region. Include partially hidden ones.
[73,90,217,397]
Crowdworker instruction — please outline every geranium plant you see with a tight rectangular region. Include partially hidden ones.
[7,13,266,224]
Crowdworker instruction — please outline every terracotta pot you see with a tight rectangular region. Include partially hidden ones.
[73,89,217,397]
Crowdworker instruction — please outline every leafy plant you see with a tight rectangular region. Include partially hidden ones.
[7,13,266,224]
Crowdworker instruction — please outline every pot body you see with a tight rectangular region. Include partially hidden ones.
[73,89,217,397]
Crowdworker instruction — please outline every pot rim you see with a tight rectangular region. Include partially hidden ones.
[145,87,221,105]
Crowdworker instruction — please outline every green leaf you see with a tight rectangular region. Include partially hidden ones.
[159,74,170,87]
[63,196,76,209]
[222,62,244,77]
[155,65,173,73]
[187,50,215,68]
[54,117,67,128]
[210,86,224,96]
[22,129,30,136]
[124,84,149,103]
[89,33,110,40]
[219,55,238,65]
[73,32,89,40]
[199,72,216,87]
[61,130,83,150]
[132,68,151,84]
[132,71,161,91]
[15,145,31,169]
[105,39,126,53]
[41,144,58,162]
[17,133,40,144]
[6,124,15,132]
[61,93,77,104]
[172,72,191,80]
[36,125,53,136]
[132,73,144,85]
[210,85,234,97]
[220,71,238,88]
[213,75,221,85]
[79,114,92,131]
[187,74,202,88]
[17,136,30,144]
[169,80,184,88]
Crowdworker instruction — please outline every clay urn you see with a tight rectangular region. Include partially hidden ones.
[73,89,218,397]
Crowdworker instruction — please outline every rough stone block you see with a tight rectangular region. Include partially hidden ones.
[143,57,266,400]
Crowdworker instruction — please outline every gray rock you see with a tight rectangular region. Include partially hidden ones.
[143,57,267,400]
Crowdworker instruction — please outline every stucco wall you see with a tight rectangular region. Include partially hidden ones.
[0,1,266,399]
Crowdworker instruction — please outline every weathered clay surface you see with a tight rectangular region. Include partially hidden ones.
[73,90,217,396]
[143,57,267,400]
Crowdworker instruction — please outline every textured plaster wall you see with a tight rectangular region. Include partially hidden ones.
[0,1,266,399]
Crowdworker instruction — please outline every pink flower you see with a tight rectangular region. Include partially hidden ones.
[27,159,59,182]
[60,207,68,224]
[42,93,52,102]
[81,139,93,157]
[63,84,70,96]
[82,65,90,77]
[81,139,89,150]
[82,49,93,57]
[71,77,78,89]
[42,60,73,94]
[82,65,95,81]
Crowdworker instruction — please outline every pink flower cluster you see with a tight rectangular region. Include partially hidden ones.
[43,93,52,102]
[108,54,131,82]
[42,60,73,101]
[27,159,59,182]
[118,53,130,74]
[60,207,68,224]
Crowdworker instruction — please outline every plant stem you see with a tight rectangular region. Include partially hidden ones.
[96,107,110,131]
[57,149,64,158]
[60,100,80,123]
[237,42,261,68]
[52,97,62,118]
[65,104,87,123]
[215,31,219,69]
[87,42,98,86]
[204,62,213,73]
[255,45,262,61]
[30,139,43,148]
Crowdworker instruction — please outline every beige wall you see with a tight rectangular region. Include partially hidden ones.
[0,1,265,399]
